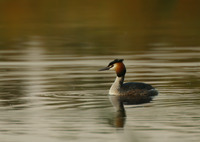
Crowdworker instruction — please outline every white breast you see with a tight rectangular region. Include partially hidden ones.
[109,77,122,95]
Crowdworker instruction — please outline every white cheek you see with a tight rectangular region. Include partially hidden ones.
[109,64,116,70]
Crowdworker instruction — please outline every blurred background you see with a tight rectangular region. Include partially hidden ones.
[0,0,200,142]
[1,0,200,52]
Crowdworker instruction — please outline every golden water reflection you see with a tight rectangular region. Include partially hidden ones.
[1,0,200,51]
[1,1,200,142]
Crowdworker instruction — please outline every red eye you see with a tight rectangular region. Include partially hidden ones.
[109,65,114,68]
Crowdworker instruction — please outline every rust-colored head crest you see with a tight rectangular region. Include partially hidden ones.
[108,59,126,77]
[99,59,126,77]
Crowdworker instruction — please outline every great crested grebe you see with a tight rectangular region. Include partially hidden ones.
[99,59,158,105]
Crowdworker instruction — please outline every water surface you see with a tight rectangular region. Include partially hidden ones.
[1,1,200,142]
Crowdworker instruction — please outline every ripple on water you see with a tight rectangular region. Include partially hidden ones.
[1,46,200,142]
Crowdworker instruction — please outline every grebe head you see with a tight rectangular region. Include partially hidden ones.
[99,59,126,77]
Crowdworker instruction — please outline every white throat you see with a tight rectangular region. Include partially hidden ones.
[109,76,124,95]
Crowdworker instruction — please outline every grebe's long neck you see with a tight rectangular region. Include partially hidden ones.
[109,75,125,95]
[109,62,126,95]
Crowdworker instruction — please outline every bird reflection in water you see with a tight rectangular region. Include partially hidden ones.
[99,59,158,128]
[109,95,126,128]
[109,94,157,128]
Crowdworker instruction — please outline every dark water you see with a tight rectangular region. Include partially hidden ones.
[1,1,200,142]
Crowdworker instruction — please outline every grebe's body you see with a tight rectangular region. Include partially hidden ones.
[99,59,158,105]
